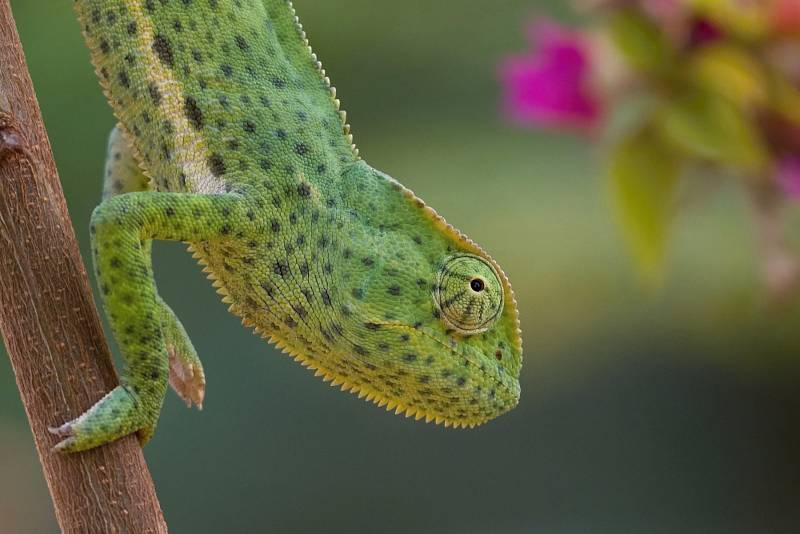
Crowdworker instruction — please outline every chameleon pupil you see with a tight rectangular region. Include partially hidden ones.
[470,278,484,292]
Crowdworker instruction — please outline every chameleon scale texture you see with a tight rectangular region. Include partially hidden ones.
[53,0,523,452]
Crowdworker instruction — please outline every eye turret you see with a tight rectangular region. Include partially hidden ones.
[434,254,504,334]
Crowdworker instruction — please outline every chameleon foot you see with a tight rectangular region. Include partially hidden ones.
[168,345,205,409]
[158,297,205,408]
[49,385,160,453]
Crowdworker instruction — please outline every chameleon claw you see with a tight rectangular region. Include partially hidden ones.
[48,422,78,453]
[48,421,74,438]
[168,346,205,410]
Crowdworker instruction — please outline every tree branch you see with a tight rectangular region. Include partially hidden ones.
[0,2,167,532]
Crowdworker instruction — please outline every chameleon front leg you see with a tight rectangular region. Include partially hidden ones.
[50,190,249,452]
[102,126,206,408]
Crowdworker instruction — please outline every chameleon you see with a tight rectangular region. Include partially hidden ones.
[50,0,523,452]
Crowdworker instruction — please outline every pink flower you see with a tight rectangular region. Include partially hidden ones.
[640,0,682,21]
[688,18,723,47]
[771,0,800,35]
[776,156,800,199]
[499,20,600,130]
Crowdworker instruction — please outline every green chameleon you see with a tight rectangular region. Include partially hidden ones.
[51,0,523,452]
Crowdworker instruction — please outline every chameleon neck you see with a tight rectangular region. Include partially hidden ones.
[74,0,357,193]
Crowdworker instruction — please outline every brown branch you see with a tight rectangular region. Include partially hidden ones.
[0,2,167,532]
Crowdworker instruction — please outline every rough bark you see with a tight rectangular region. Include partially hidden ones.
[0,2,167,532]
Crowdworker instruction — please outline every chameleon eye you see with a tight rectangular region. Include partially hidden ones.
[434,254,504,334]
[470,278,485,292]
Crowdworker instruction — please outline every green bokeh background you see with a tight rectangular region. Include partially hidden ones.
[2,1,799,532]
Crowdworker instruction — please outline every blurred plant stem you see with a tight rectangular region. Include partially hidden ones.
[748,178,800,304]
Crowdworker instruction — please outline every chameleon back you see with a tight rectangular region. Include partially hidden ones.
[75,0,356,194]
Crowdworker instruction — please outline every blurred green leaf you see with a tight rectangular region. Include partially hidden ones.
[609,128,681,281]
[609,8,672,74]
[691,0,769,40]
[689,44,766,107]
[769,72,800,124]
[658,91,766,170]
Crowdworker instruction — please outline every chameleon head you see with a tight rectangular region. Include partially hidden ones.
[329,166,523,428]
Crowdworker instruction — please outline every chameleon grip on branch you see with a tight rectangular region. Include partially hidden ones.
[50,0,523,452]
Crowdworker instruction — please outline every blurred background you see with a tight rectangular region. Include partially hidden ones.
[2,0,799,532]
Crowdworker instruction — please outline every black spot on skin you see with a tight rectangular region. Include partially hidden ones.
[270,219,280,233]
[400,334,410,342]
[457,377,467,387]
[403,353,418,362]
[192,49,202,62]
[272,77,286,89]
[100,39,110,54]
[352,288,364,300]
[321,290,332,306]
[362,257,375,267]
[294,143,309,155]
[235,35,249,50]
[275,129,287,139]
[285,316,297,328]
[184,97,204,130]
[353,345,369,356]
[364,322,381,331]
[413,235,422,245]
[274,261,289,277]
[208,153,226,176]
[165,207,176,217]
[118,70,130,88]
[152,34,174,67]
[221,64,233,77]
[260,159,272,171]
[297,183,311,197]
[388,285,401,296]
[127,21,137,35]
[243,120,256,133]
[495,350,503,361]
[173,19,183,32]
[148,83,162,105]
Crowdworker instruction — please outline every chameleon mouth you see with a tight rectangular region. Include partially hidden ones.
[263,321,519,429]
[377,322,521,417]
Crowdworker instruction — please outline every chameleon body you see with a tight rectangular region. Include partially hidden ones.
[52,0,522,452]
